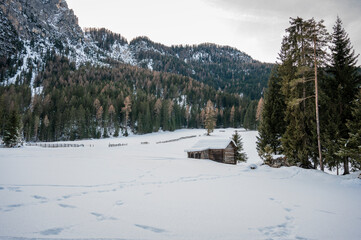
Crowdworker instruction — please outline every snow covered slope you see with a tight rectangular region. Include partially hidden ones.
[0,128,360,240]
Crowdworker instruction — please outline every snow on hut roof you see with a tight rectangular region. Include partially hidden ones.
[185,138,234,152]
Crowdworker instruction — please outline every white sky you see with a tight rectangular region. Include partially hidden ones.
[66,0,361,64]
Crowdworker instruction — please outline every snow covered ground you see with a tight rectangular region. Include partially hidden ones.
[0,128,360,240]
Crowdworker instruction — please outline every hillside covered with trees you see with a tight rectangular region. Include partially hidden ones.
[0,52,254,142]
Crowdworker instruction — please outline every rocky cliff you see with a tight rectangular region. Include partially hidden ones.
[1,0,83,45]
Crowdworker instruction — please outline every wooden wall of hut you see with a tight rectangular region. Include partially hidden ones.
[224,143,236,164]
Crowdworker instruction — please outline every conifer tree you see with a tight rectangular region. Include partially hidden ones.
[108,104,115,133]
[168,100,175,131]
[96,106,103,122]
[0,95,4,136]
[122,96,132,136]
[153,99,162,131]
[43,114,50,141]
[161,100,170,131]
[259,144,274,165]
[309,18,330,171]
[280,17,328,169]
[185,104,190,128]
[232,130,247,162]
[3,110,21,147]
[204,100,216,135]
[102,126,109,138]
[326,17,360,174]
[257,67,286,155]
[33,115,40,141]
[255,97,264,125]
[337,91,361,171]
[138,101,152,133]
[230,105,235,127]
[243,101,257,130]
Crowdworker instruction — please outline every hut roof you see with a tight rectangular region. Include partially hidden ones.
[185,138,235,152]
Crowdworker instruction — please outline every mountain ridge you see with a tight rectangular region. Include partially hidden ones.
[0,0,272,99]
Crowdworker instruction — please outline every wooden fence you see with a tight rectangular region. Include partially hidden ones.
[26,143,84,148]
[156,135,197,144]
[108,143,128,147]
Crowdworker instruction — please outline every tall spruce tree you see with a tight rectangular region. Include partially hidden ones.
[280,17,329,169]
[280,17,309,167]
[257,66,286,155]
[326,17,360,174]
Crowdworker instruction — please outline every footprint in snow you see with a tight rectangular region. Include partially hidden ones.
[32,195,47,200]
[261,197,297,239]
[39,227,64,236]
[1,204,23,212]
[258,213,296,239]
[268,197,282,204]
[134,224,166,233]
[295,235,311,240]
[7,204,23,208]
[58,203,76,209]
[257,221,291,238]
[91,212,117,221]
[115,200,124,206]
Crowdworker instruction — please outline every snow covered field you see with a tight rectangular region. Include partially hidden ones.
[0,128,360,240]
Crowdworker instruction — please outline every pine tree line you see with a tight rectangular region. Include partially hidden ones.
[257,17,361,174]
[0,52,260,144]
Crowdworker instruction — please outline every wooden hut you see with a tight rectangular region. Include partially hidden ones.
[185,139,237,164]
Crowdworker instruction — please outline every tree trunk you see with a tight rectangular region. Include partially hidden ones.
[314,36,323,171]
[343,157,350,175]
[337,164,339,175]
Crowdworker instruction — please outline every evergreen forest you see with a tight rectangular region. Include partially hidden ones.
[257,17,361,174]
[0,52,256,143]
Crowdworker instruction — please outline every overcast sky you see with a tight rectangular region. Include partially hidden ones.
[66,0,361,64]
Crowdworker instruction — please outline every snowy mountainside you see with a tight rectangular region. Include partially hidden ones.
[0,128,360,239]
[0,0,272,99]
[0,0,103,92]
